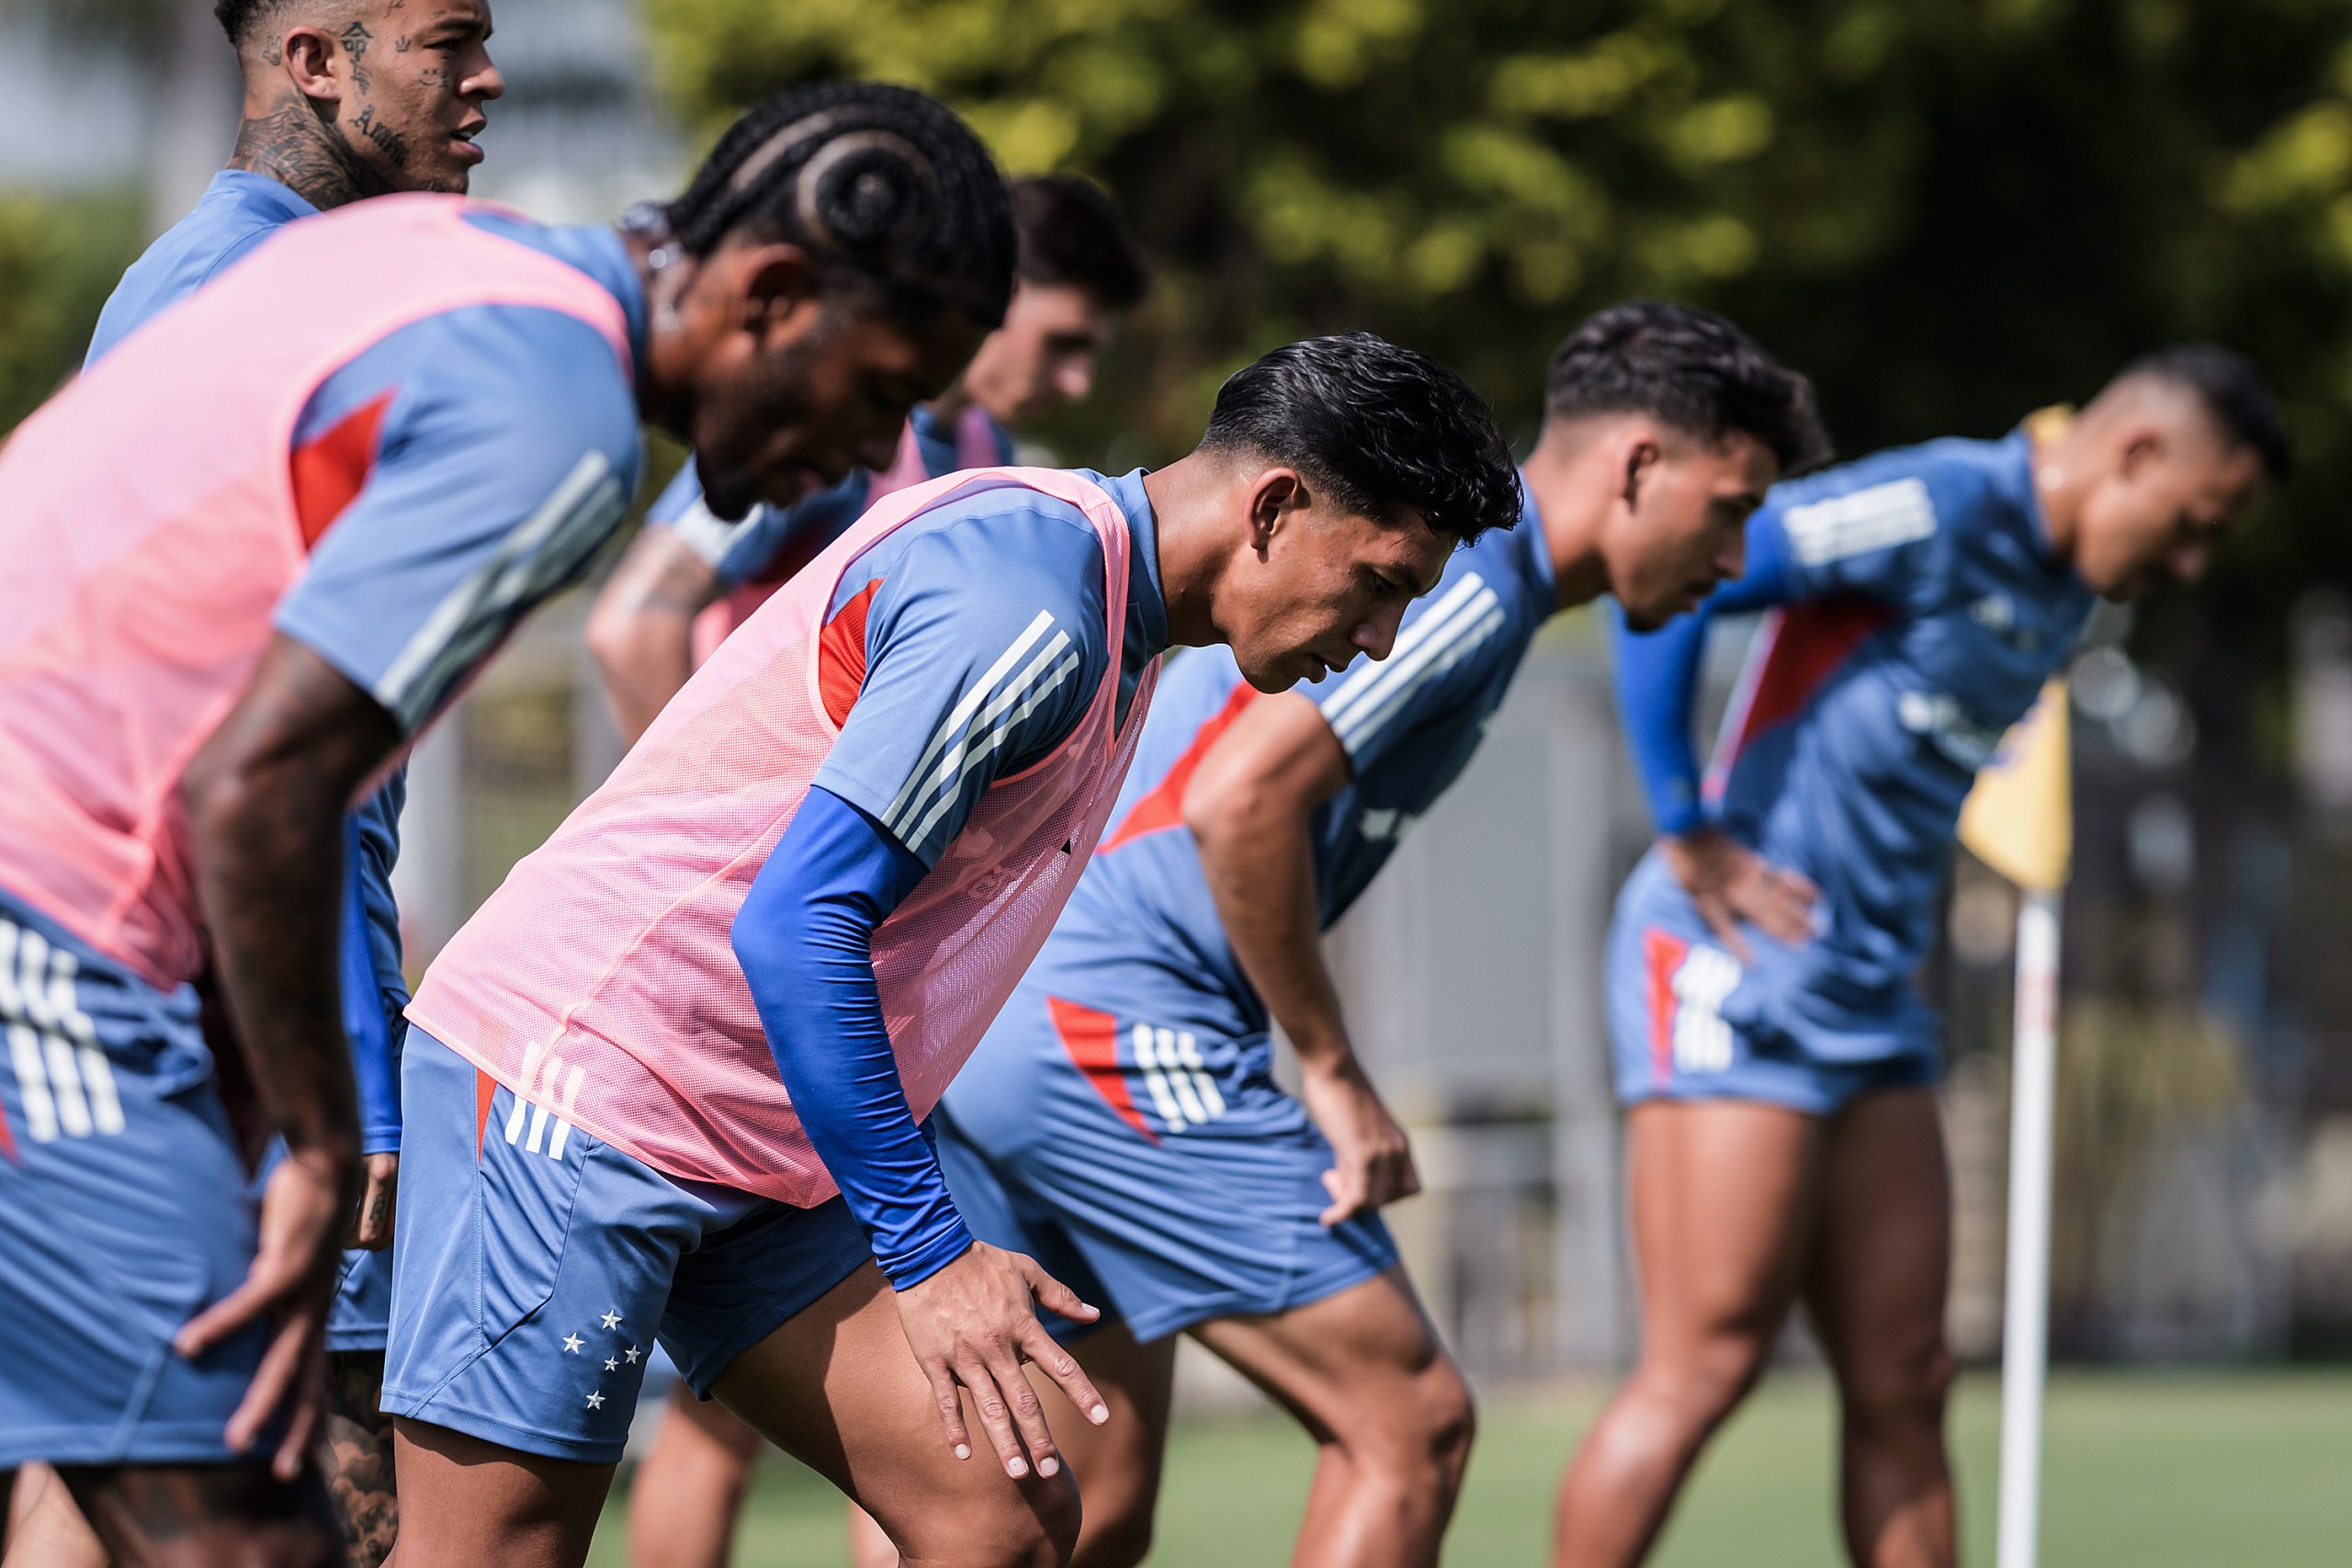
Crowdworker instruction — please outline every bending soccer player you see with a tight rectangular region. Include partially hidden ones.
[592,174,1151,747]
[0,79,1016,1567]
[383,333,1521,1568]
[77,6,503,1560]
[1554,347,2289,1568]
[905,302,1825,1568]
[610,171,1149,1568]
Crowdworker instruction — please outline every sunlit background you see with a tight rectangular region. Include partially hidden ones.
[6,2,2352,1561]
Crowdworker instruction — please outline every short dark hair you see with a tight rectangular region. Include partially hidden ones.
[215,0,303,50]
[1544,300,1831,477]
[660,82,1016,332]
[1011,176,1149,312]
[1203,333,1521,545]
[2120,344,2292,481]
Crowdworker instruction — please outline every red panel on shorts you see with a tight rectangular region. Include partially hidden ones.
[289,391,392,549]
[476,1067,497,1159]
[818,578,882,728]
[1643,928,1688,1089]
[1097,682,1260,854]
[1048,994,1157,1143]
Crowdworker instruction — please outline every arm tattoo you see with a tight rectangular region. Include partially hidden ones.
[229,96,395,210]
[325,1351,400,1568]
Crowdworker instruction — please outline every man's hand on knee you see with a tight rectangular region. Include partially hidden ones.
[892,1244,1111,1481]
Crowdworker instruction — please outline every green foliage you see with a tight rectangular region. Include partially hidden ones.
[647,0,2352,661]
[0,189,143,433]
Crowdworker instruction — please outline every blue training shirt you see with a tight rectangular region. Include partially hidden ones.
[989,477,1555,1054]
[732,468,1168,1286]
[1611,428,2095,1048]
[647,403,1016,592]
[84,171,318,368]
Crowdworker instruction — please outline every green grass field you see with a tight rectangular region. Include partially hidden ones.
[586,1369,2352,1566]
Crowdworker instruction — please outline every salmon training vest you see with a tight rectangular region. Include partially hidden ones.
[0,195,631,990]
[408,468,1161,1205]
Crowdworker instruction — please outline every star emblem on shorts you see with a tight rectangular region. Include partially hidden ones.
[625,1345,640,1363]
[561,1333,583,1354]
[586,1391,605,1410]
[605,1358,618,1371]
[601,1310,623,1331]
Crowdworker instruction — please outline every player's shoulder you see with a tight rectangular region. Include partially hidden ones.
[1769,434,2018,567]
[885,475,1111,586]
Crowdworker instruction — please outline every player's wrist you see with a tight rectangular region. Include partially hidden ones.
[883,1221,978,1292]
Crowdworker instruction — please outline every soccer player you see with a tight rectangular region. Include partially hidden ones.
[380,333,1521,1568]
[590,175,1151,748]
[75,6,503,1559]
[610,174,1148,1568]
[1553,347,2289,1568]
[908,302,1824,1568]
[0,80,1018,1566]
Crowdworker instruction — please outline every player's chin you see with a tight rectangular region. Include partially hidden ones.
[1238,647,1318,694]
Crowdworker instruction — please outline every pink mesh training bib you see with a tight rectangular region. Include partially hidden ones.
[408,468,1161,1205]
[0,195,631,989]
[687,404,1006,666]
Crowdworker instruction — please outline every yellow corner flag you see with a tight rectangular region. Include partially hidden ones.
[1959,680,2072,892]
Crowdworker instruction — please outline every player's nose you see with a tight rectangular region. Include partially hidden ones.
[467,54,506,101]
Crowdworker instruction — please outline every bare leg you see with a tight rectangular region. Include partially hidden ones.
[844,1321,1177,1568]
[1190,1267,1474,1568]
[628,1385,765,1568]
[58,1463,341,1568]
[1551,1101,1825,1567]
[389,1419,615,1568]
[1805,1089,1956,1568]
[712,1262,1080,1568]
[326,1350,398,1568]
[4,1461,107,1568]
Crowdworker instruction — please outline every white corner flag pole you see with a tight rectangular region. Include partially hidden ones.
[1995,886,2063,1568]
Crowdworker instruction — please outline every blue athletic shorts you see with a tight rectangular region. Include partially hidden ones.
[1605,855,1940,1118]
[252,1138,394,1355]
[0,893,270,1469]
[933,982,1397,1347]
[380,1031,874,1463]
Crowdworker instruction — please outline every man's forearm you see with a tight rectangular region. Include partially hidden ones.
[188,760,360,1162]
[586,529,721,746]
[1192,797,1356,1070]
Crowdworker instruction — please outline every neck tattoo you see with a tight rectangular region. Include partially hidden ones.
[229,97,395,211]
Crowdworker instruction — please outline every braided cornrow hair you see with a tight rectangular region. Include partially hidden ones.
[661,82,1016,332]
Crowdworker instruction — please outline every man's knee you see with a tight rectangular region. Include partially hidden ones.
[1840,1335,1954,1437]
[1633,1327,1775,1434]
[893,1472,1083,1568]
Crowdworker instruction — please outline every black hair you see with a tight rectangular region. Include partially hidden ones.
[2120,344,2293,481]
[1544,300,1832,477]
[215,0,304,50]
[1203,333,1521,544]
[1011,176,1149,312]
[661,82,1015,331]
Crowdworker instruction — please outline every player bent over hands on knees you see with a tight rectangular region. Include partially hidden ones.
[0,78,1021,1567]
[1555,346,2289,1568]
[380,329,1520,1568]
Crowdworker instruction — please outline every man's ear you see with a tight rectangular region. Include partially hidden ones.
[278,27,339,102]
[1621,438,1661,510]
[2118,429,2163,482]
[1246,468,1306,555]
[731,243,822,344]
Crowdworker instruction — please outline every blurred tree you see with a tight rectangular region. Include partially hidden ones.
[0,190,143,428]
[646,0,2352,679]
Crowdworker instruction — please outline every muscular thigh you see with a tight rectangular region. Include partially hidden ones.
[1190,1266,1452,1443]
[709,1262,1079,1565]
[1624,1100,1826,1344]
[1803,1089,1951,1375]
